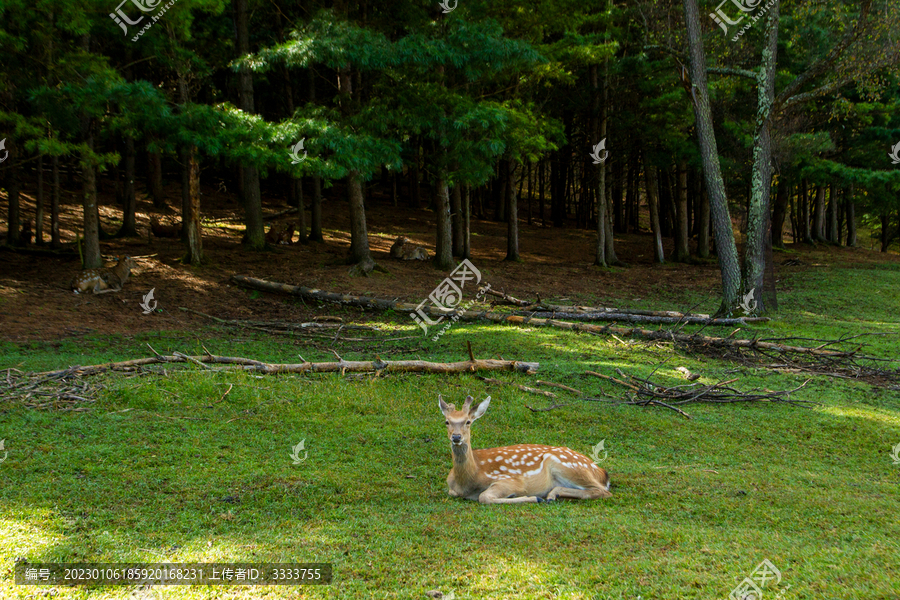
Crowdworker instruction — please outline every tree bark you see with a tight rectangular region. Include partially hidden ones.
[800,179,811,242]
[592,62,608,267]
[645,164,665,263]
[51,155,61,248]
[149,150,165,208]
[451,184,463,256]
[463,185,472,260]
[308,68,324,242]
[505,159,519,262]
[827,183,839,243]
[771,178,790,248]
[812,185,826,242]
[81,128,102,269]
[682,0,742,314]
[35,155,44,244]
[845,185,857,247]
[434,170,453,269]
[234,0,265,249]
[347,170,375,273]
[697,184,710,258]
[118,136,137,237]
[742,5,779,313]
[674,160,690,262]
[184,145,203,265]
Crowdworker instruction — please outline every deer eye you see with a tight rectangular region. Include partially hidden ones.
[445,421,449,425]
[466,420,471,425]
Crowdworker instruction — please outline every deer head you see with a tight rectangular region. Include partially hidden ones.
[439,394,490,450]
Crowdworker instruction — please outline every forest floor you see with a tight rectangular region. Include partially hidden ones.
[1,178,897,342]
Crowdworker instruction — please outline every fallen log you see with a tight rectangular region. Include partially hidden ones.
[229,275,888,363]
[519,311,764,326]
[36,347,539,378]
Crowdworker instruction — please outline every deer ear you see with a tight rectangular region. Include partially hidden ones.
[470,396,491,421]
[462,395,474,411]
[438,395,455,416]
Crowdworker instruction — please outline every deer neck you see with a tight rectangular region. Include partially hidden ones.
[450,440,482,485]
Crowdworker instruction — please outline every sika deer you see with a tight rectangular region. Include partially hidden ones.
[389,236,429,260]
[71,256,137,294]
[440,395,611,504]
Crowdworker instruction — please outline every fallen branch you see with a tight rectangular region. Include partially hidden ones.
[35,346,539,378]
[520,311,765,326]
[586,368,816,418]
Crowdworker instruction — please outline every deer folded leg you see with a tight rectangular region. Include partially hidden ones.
[478,481,541,504]
[546,486,611,501]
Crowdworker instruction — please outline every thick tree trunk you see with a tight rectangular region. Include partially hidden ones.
[451,184,463,256]
[742,6,779,314]
[118,136,137,237]
[308,68,324,242]
[593,61,609,267]
[234,0,265,249]
[505,159,519,262]
[800,179,811,242]
[697,185,710,258]
[184,146,203,265]
[771,179,789,248]
[674,160,690,262]
[81,131,102,269]
[295,180,308,242]
[683,0,742,313]
[51,155,61,248]
[845,185,857,247]
[434,169,453,270]
[645,164,665,263]
[149,150,165,208]
[347,170,375,273]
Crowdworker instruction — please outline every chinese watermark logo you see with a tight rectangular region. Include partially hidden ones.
[889,141,900,165]
[290,139,307,164]
[140,288,157,315]
[0,439,7,464]
[410,259,491,341]
[589,440,608,463]
[729,559,790,600]
[290,440,308,464]
[438,0,457,13]
[739,288,757,314]
[710,0,776,41]
[110,0,179,42]
[0,139,8,163]
[890,442,900,466]
[590,138,609,164]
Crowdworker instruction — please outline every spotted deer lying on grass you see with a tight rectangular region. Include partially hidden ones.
[439,395,612,504]
[71,256,137,294]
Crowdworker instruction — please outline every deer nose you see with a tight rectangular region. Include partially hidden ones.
[451,434,462,444]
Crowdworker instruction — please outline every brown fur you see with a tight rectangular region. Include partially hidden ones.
[71,256,137,294]
[150,216,180,238]
[266,221,297,245]
[20,220,33,245]
[389,236,429,260]
[440,395,611,504]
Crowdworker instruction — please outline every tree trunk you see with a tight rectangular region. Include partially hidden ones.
[593,61,609,267]
[347,169,374,269]
[697,184,710,258]
[4,139,20,246]
[612,156,624,232]
[683,0,742,313]
[51,155,61,248]
[771,178,789,248]
[451,183,463,256]
[811,185,826,242]
[295,179,308,242]
[234,0,265,249]
[410,140,421,209]
[674,160,690,262]
[539,160,545,228]
[742,5,779,314]
[308,68,324,242]
[505,159,519,262]
[434,169,453,270]
[645,164,665,263]
[463,185,471,260]
[800,179,811,242]
[118,136,137,237]
[881,213,890,252]
[81,130,102,269]
[149,150,165,208]
[184,146,203,265]
[35,155,45,244]
[827,183,839,243]
[845,185,857,247]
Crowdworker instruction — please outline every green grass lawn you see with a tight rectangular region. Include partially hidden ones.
[2,262,900,599]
